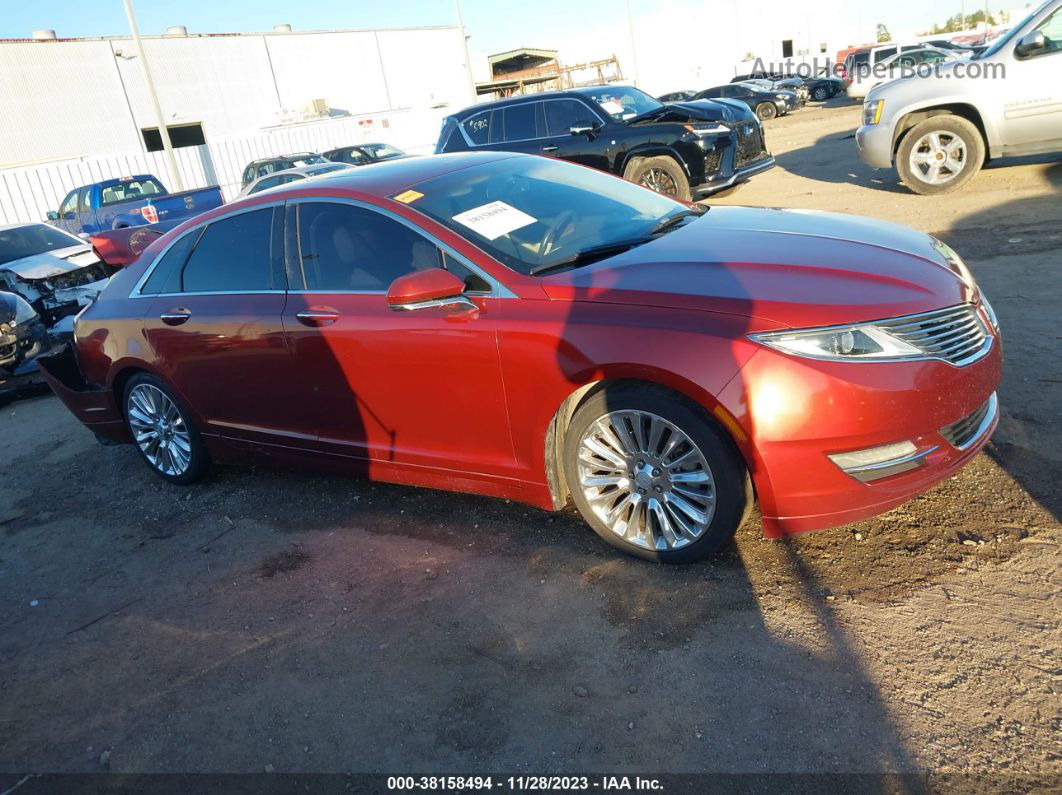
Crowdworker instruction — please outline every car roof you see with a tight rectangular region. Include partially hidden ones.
[450,85,634,116]
[246,153,320,165]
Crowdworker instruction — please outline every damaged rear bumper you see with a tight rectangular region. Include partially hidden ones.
[36,343,129,443]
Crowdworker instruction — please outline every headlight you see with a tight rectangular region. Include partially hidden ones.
[979,292,999,332]
[863,99,884,125]
[683,122,729,133]
[11,294,38,326]
[750,323,922,361]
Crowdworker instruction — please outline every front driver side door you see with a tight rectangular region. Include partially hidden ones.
[282,199,516,478]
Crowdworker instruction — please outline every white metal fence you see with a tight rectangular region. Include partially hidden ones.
[0,107,444,226]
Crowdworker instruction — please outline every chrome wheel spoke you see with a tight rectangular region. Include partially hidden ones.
[577,409,715,551]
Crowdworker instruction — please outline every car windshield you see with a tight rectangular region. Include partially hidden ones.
[406,156,693,276]
[581,86,664,120]
[293,155,328,166]
[363,143,405,159]
[0,224,83,266]
[975,3,1041,58]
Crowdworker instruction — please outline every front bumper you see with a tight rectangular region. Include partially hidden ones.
[720,332,1002,537]
[36,343,129,443]
[856,121,894,169]
[0,318,47,372]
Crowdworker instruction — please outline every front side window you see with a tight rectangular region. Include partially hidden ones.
[60,191,79,218]
[180,208,277,293]
[408,156,687,276]
[543,99,594,135]
[1035,8,1062,54]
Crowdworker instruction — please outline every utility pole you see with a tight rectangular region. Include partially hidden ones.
[626,0,640,87]
[122,0,184,190]
[454,0,477,101]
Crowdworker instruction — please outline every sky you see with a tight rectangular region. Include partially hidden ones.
[0,0,978,53]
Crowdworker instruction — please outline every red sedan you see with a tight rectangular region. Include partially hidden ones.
[40,152,1001,562]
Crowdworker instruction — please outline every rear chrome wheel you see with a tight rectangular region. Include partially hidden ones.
[128,383,192,476]
[563,384,750,563]
[123,373,208,484]
[577,410,715,551]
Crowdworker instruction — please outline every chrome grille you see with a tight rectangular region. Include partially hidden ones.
[940,393,997,450]
[875,304,990,365]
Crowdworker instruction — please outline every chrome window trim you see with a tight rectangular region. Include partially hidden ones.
[285,196,516,299]
[460,98,607,147]
[129,200,288,299]
[747,303,994,367]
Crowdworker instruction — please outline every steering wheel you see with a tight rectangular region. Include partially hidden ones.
[540,209,578,259]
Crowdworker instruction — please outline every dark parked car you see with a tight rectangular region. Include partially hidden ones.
[240,153,329,188]
[323,142,409,166]
[435,85,774,201]
[657,90,697,102]
[731,71,843,101]
[694,84,791,120]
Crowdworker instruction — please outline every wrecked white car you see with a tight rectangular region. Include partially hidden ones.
[0,223,117,334]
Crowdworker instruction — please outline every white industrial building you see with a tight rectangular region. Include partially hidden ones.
[0,24,475,223]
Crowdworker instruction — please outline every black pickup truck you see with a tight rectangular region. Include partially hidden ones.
[435,85,774,201]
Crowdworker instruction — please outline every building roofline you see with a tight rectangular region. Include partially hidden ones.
[0,24,458,44]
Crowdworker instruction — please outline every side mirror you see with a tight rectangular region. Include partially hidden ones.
[1015,30,1046,57]
[46,211,59,221]
[570,121,598,136]
[386,268,475,313]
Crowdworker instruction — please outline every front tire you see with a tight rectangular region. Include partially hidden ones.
[123,373,209,484]
[563,384,751,563]
[755,102,777,121]
[896,115,985,195]
[811,86,829,101]
[623,156,692,201]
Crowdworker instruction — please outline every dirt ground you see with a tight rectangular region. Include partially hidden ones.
[1,101,1059,787]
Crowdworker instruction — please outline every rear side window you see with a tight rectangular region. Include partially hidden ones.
[874,47,897,62]
[140,229,201,295]
[501,103,540,141]
[462,110,493,146]
[180,208,277,293]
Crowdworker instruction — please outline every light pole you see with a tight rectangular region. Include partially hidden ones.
[454,0,477,101]
[122,0,184,190]
[626,0,640,87]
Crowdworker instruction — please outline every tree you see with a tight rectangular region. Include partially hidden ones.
[876,23,891,42]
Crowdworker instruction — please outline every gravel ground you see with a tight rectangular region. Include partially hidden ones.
[0,101,1059,787]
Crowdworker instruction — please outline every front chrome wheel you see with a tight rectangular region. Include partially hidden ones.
[638,168,679,196]
[909,131,967,185]
[127,383,193,477]
[576,410,716,551]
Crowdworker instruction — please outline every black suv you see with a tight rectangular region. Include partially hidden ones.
[435,85,774,201]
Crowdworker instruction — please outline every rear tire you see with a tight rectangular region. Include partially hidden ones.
[896,115,985,195]
[811,86,829,101]
[756,102,777,121]
[563,383,751,563]
[623,156,692,202]
[123,372,209,485]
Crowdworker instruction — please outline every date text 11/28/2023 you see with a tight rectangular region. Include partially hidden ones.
[386,776,664,791]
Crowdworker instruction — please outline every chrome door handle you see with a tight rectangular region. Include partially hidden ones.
[541,145,559,152]
[296,308,340,327]
[160,308,191,326]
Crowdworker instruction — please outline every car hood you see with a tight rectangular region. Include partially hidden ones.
[643,99,752,124]
[0,244,97,280]
[540,206,977,329]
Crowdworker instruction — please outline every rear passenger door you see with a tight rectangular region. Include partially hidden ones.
[139,204,316,449]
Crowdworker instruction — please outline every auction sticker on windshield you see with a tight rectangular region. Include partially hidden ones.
[452,201,536,240]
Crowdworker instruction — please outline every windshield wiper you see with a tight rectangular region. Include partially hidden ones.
[529,237,654,276]
[650,205,708,235]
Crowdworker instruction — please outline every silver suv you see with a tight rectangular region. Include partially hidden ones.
[857,0,1062,194]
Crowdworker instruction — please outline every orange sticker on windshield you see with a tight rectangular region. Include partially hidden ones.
[394,190,424,204]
